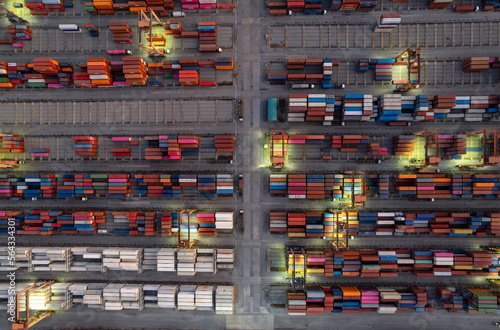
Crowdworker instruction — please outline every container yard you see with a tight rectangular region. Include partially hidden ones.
[1,0,500,329]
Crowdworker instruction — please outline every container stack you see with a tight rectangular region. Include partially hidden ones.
[198,174,217,197]
[156,248,176,272]
[288,94,308,122]
[121,285,144,310]
[157,285,177,308]
[103,284,125,311]
[216,249,235,270]
[463,57,490,72]
[215,212,233,231]
[192,212,213,236]
[7,25,33,42]
[374,59,395,81]
[288,292,307,315]
[216,174,233,196]
[8,174,58,200]
[427,0,453,9]
[0,135,24,153]
[178,285,197,310]
[340,287,361,312]
[215,286,235,314]
[305,288,325,313]
[73,136,99,158]
[31,248,68,272]
[306,94,327,122]
[374,14,402,33]
[198,22,218,52]
[195,250,216,274]
[339,0,360,10]
[178,135,200,157]
[87,58,113,87]
[109,22,132,44]
[24,1,48,15]
[177,249,196,276]
[215,57,234,71]
[0,211,24,234]
[30,58,61,87]
[0,62,14,88]
[286,0,305,12]
[196,286,215,311]
[215,135,234,154]
[144,135,181,160]
[392,135,416,156]
[341,94,369,122]
[123,57,147,86]
[179,65,200,86]
[112,211,157,235]
[31,148,50,158]
[21,210,59,235]
[269,211,287,234]
[377,94,402,121]
[161,212,173,236]
[468,289,498,313]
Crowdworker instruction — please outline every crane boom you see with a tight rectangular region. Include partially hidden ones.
[0,5,28,24]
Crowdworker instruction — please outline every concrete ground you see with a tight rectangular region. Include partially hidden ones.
[1,0,500,329]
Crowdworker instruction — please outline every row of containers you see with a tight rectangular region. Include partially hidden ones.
[281,93,500,125]
[0,57,234,88]
[267,131,500,164]
[269,173,500,199]
[87,0,235,15]
[286,286,498,315]
[0,281,235,313]
[269,58,340,89]
[1,135,235,160]
[358,57,500,82]
[0,173,235,199]
[0,246,234,275]
[0,210,234,236]
[269,210,500,237]
[270,57,499,87]
[285,247,500,277]
[267,0,499,14]
[104,21,221,52]
[24,0,235,15]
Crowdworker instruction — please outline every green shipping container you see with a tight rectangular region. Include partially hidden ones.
[268,98,278,122]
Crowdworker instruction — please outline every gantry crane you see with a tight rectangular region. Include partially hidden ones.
[328,210,349,250]
[394,48,421,92]
[138,9,168,57]
[408,130,440,168]
[0,5,28,24]
[177,209,198,249]
[12,281,55,330]
[287,247,306,292]
[269,130,287,169]
[342,171,366,209]
[459,129,500,168]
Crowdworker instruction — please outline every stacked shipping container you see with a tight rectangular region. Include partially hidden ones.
[284,248,500,277]
[288,286,432,315]
[394,173,500,198]
[286,94,500,123]
[73,136,99,158]
[0,135,24,154]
